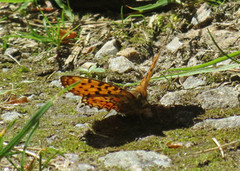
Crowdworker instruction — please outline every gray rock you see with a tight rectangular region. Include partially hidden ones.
[193,116,240,130]
[49,154,95,171]
[2,68,9,72]
[99,150,171,170]
[109,56,135,73]
[64,153,79,162]
[74,164,95,171]
[166,37,183,53]
[75,123,90,137]
[49,80,62,87]
[65,92,81,101]
[191,3,212,28]
[182,76,206,89]
[95,39,120,59]
[76,105,106,116]
[1,48,20,63]
[1,111,20,122]
[187,56,201,67]
[75,123,89,129]
[80,62,96,70]
[216,58,232,67]
[0,25,8,38]
[196,86,239,109]
[187,51,205,67]
[148,14,158,28]
[116,47,139,60]
[104,110,118,118]
[201,26,240,49]
[4,47,19,56]
[22,39,38,50]
[46,134,58,144]
[160,90,190,107]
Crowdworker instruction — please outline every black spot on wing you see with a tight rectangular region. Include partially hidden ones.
[97,82,105,86]
[113,86,119,91]
[103,85,110,89]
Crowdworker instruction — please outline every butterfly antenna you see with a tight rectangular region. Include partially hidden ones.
[133,49,161,97]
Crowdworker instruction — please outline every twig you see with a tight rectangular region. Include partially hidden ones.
[47,70,57,80]
[3,142,40,159]
[191,139,240,155]
[212,137,224,158]
[6,54,21,66]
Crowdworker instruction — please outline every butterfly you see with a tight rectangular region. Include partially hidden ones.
[61,49,161,114]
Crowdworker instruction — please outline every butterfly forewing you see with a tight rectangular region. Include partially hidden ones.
[61,76,126,96]
[61,76,136,112]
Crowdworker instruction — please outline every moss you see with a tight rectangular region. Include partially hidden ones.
[129,31,149,45]
[18,66,30,73]
[196,107,240,120]
[204,72,230,83]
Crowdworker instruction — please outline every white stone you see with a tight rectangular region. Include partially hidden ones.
[166,37,183,53]
[1,111,20,122]
[99,150,171,170]
[109,56,135,73]
[95,39,119,59]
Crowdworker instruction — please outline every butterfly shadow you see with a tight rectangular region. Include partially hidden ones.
[82,105,205,148]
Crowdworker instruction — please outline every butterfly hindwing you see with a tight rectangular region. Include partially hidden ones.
[82,96,118,111]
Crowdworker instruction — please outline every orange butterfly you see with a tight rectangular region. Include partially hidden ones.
[61,50,160,114]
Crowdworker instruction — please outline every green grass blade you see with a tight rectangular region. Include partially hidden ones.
[0,136,3,152]
[0,120,17,151]
[6,156,19,169]
[152,63,240,82]
[127,0,176,12]
[39,150,42,171]
[168,50,240,72]
[41,148,61,170]
[0,0,33,2]
[55,0,74,22]
[2,32,54,44]
[20,121,39,169]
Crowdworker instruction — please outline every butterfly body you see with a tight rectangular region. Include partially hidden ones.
[61,50,161,114]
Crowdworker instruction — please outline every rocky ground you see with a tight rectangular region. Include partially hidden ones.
[0,1,240,170]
